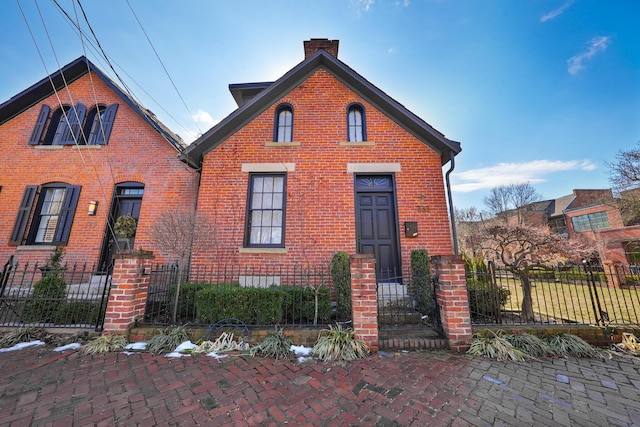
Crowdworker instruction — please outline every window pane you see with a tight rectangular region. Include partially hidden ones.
[272,211,282,226]
[35,188,66,243]
[261,211,272,227]
[252,193,262,209]
[253,177,264,193]
[274,177,284,192]
[262,193,272,209]
[272,193,283,209]
[263,177,273,193]
[271,227,282,244]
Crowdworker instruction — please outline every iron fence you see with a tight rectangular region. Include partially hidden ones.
[376,269,442,333]
[0,258,111,330]
[142,264,345,327]
[467,262,640,327]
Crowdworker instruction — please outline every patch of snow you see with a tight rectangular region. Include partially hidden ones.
[0,340,45,353]
[290,345,312,356]
[165,340,197,358]
[125,342,147,351]
[54,343,82,352]
[297,356,313,363]
[206,351,228,363]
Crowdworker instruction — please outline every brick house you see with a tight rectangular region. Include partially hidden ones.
[181,39,462,277]
[0,56,199,270]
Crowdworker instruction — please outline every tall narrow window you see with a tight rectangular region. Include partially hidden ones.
[9,183,81,245]
[245,174,286,247]
[274,104,293,142]
[85,104,118,145]
[347,103,366,142]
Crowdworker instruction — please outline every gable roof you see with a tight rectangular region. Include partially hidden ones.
[180,49,461,168]
[0,56,185,152]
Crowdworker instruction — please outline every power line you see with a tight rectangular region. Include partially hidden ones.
[125,0,203,136]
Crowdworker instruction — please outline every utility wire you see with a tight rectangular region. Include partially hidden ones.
[125,0,203,136]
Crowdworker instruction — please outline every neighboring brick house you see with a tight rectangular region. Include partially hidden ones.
[181,39,462,277]
[508,188,638,265]
[0,56,199,270]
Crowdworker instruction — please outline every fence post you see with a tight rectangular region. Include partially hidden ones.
[603,260,621,288]
[431,255,472,352]
[350,254,379,353]
[102,250,155,335]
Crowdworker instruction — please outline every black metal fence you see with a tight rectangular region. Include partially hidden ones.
[376,269,441,332]
[467,262,640,326]
[0,259,111,330]
[143,264,344,327]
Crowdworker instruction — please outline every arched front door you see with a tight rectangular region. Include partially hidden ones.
[98,183,144,272]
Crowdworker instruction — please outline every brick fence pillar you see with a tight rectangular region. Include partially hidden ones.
[102,250,155,335]
[350,254,379,353]
[431,255,472,352]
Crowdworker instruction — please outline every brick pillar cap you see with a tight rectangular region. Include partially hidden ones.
[350,253,376,261]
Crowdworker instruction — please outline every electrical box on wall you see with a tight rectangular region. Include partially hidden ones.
[404,221,418,237]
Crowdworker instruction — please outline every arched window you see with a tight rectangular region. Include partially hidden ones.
[347,103,366,142]
[274,104,293,142]
[84,104,118,145]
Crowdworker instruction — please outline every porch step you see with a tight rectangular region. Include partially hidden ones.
[379,328,447,350]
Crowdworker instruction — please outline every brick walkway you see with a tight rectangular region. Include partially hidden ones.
[1,345,640,426]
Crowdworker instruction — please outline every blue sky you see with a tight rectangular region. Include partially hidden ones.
[1,0,638,210]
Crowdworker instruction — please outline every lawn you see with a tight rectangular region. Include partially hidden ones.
[479,274,640,326]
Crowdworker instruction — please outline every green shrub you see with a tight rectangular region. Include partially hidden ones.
[281,285,331,324]
[463,252,490,284]
[55,301,101,325]
[410,249,433,314]
[22,273,68,322]
[466,278,511,318]
[83,334,128,355]
[250,327,293,360]
[196,284,285,325]
[173,282,216,321]
[467,330,530,361]
[331,252,351,321]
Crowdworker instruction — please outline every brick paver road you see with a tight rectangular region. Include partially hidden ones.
[1,345,639,426]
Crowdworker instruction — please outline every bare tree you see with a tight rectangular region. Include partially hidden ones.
[454,206,484,255]
[607,143,640,225]
[483,183,542,225]
[467,224,593,321]
[151,209,217,268]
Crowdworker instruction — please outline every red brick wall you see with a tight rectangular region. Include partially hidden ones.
[0,72,199,267]
[193,69,455,270]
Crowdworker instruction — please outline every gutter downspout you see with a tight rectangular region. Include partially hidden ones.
[444,150,459,255]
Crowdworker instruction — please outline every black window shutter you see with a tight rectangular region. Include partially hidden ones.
[59,103,87,145]
[9,186,38,245]
[94,104,118,145]
[28,105,50,145]
[53,185,81,244]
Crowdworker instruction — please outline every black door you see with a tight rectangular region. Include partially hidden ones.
[355,175,400,281]
[98,184,144,272]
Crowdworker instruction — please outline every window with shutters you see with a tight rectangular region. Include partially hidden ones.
[273,104,293,142]
[28,103,118,146]
[9,183,81,246]
[244,173,287,248]
[347,103,366,142]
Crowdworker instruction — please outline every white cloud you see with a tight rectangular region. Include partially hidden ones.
[452,159,597,193]
[540,0,575,23]
[387,47,397,54]
[567,36,611,75]
[192,109,216,128]
[351,0,375,16]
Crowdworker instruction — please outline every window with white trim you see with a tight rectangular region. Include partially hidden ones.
[245,174,286,247]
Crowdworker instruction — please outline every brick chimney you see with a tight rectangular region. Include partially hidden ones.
[304,38,339,58]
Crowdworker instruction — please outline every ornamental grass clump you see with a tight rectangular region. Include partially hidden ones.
[312,323,369,362]
[506,333,557,358]
[83,334,128,355]
[0,328,40,348]
[250,327,293,360]
[467,330,531,361]
[543,333,598,358]
[147,325,190,355]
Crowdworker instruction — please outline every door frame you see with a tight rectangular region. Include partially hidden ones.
[98,182,144,272]
[353,173,402,280]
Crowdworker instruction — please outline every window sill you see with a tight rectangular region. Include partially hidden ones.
[33,145,103,150]
[238,247,288,254]
[265,141,300,147]
[339,141,375,147]
[17,245,58,251]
